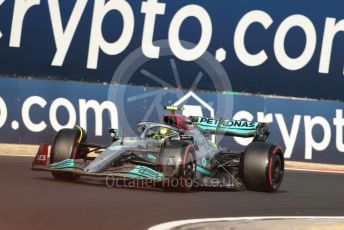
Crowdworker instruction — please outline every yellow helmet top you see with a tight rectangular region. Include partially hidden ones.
[159,127,169,136]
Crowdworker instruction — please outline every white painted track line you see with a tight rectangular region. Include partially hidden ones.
[285,167,344,174]
[148,216,344,230]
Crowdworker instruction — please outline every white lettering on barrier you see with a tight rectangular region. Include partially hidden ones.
[333,109,344,152]
[79,99,118,136]
[257,112,273,123]
[49,98,76,131]
[10,0,41,47]
[22,96,47,132]
[275,114,301,158]
[304,115,331,160]
[2,2,344,75]
[141,0,166,59]
[233,110,339,160]
[168,4,212,61]
[234,10,272,67]
[6,97,344,160]
[274,15,317,71]
[0,0,5,39]
[20,97,119,135]
[87,0,135,69]
[48,0,87,66]
[232,110,254,146]
[0,97,7,128]
[319,18,344,75]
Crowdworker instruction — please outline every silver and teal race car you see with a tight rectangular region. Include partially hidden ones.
[32,106,284,192]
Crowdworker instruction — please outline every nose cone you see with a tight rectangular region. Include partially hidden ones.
[84,145,132,173]
[84,165,100,173]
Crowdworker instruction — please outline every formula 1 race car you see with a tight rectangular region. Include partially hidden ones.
[32,106,284,193]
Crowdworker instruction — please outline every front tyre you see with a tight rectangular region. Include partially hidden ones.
[241,142,284,192]
[50,127,86,181]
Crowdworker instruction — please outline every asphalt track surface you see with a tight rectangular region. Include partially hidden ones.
[1,156,344,230]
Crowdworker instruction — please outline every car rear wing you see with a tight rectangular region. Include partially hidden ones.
[192,116,269,141]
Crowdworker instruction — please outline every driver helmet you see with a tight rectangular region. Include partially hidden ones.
[159,127,169,136]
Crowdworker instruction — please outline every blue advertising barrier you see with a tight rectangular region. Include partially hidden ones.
[0,1,344,100]
[1,77,344,164]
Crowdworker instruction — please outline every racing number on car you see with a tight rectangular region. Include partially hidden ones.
[37,154,47,161]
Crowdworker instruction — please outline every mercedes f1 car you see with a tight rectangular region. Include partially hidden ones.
[32,106,284,193]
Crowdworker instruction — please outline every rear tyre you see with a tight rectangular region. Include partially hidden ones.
[241,142,284,192]
[160,141,196,192]
[50,127,86,181]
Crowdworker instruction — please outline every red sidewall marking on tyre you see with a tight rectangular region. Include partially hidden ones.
[72,134,81,160]
[72,146,77,160]
[181,145,191,188]
[269,146,281,187]
[182,145,191,177]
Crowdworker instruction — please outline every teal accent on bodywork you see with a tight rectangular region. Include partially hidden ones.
[50,159,75,169]
[196,166,212,176]
[147,154,157,160]
[196,117,259,135]
[202,158,207,167]
[114,173,148,180]
[223,91,241,95]
[137,153,158,160]
[129,166,164,180]
[109,145,122,151]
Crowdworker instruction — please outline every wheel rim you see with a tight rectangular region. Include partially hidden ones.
[182,147,196,189]
[185,153,195,179]
[272,154,284,188]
